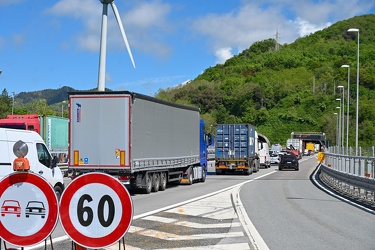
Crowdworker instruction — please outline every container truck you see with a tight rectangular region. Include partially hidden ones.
[215,124,258,175]
[68,91,212,194]
[0,114,68,163]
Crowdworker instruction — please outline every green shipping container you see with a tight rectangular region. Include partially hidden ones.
[39,115,68,153]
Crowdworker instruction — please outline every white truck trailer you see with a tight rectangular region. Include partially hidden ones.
[68,91,211,194]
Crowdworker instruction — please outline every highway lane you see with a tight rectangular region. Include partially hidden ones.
[21,162,274,249]
[241,156,375,250]
[11,157,375,249]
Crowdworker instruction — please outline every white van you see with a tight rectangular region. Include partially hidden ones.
[258,133,271,169]
[0,128,64,198]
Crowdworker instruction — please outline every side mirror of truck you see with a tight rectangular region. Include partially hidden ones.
[52,156,60,168]
[207,133,212,145]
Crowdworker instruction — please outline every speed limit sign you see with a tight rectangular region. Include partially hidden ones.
[59,173,133,249]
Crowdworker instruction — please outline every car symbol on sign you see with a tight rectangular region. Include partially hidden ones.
[1,200,21,217]
[25,201,46,218]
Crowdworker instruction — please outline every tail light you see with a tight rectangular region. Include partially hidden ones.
[118,175,130,181]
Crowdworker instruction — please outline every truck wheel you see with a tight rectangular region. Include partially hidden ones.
[159,172,167,191]
[201,168,207,182]
[54,186,63,200]
[152,173,160,192]
[143,173,152,194]
[188,170,193,185]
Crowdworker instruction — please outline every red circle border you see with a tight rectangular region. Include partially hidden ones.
[59,172,133,249]
[0,172,59,247]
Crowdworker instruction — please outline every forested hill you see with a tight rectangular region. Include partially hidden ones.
[155,14,375,147]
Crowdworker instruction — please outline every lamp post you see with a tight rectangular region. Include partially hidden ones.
[61,101,66,117]
[336,104,341,154]
[341,65,350,155]
[337,86,344,153]
[348,28,359,156]
[11,92,15,115]
[334,112,338,150]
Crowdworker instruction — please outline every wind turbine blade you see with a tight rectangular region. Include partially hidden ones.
[110,2,136,68]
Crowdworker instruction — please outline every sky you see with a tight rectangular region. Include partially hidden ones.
[0,0,374,97]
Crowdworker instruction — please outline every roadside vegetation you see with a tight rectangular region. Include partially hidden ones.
[155,14,375,147]
[1,15,375,147]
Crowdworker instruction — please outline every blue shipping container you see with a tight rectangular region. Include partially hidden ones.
[215,124,256,159]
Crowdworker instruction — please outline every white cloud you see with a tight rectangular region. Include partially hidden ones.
[191,3,292,62]
[190,0,375,63]
[46,0,173,57]
[45,0,375,65]
[215,48,233,64]
[294,18,331,37]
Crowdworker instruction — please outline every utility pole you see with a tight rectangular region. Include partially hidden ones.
[275,28,280,51]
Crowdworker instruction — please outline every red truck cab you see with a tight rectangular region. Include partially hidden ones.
[0,114,41,134]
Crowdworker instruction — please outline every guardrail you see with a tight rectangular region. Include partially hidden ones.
[57,163,69,177]
[320,152,375,203]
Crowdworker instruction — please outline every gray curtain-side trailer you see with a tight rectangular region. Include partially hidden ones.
[68,91,208,193]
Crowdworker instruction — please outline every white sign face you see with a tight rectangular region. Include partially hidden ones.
[0,172,59,247]
[59,173,133,249]
[68,183,122,237]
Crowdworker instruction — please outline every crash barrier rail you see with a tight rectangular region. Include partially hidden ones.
[320,152,375,203]
[58,163,69,177]
[330,145,375,157]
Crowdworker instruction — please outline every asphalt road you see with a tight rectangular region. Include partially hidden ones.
[4,157,375,249]
[241,157,375,250]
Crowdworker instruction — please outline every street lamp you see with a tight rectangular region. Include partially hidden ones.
[11,92,15,115]
[341,65,350,155]
[337,85,344,153]
[347,28,359,156]
[334,112,338,150]
[336,104,341,154]
[61,101,66,117]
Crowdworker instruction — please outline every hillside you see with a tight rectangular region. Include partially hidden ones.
[155,14,375,147]
[1,14,374,148]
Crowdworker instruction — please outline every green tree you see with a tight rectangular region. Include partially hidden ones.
[0,89,11,118]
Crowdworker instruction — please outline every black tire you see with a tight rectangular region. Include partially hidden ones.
[201,168,207,182]
[279,166,283,171]
[188,169,193,185]
[152,173,160,192]
[245,165,253,175]
[159,172,167,191]
[54,186,63,200]
[143,173,152,194]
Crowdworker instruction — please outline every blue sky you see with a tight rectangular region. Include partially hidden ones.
[0,0,374,96]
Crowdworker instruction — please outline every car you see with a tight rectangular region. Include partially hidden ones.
[1,200,21,217]
[279,153,299,171]
[270,153,281,164]
[25,201,46,218]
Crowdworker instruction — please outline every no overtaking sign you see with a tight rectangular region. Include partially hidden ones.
[0,172,59,247]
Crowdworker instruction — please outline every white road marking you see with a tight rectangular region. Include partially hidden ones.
[129,226,245,240]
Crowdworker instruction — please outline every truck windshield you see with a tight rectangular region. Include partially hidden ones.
[0,124,26,130]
